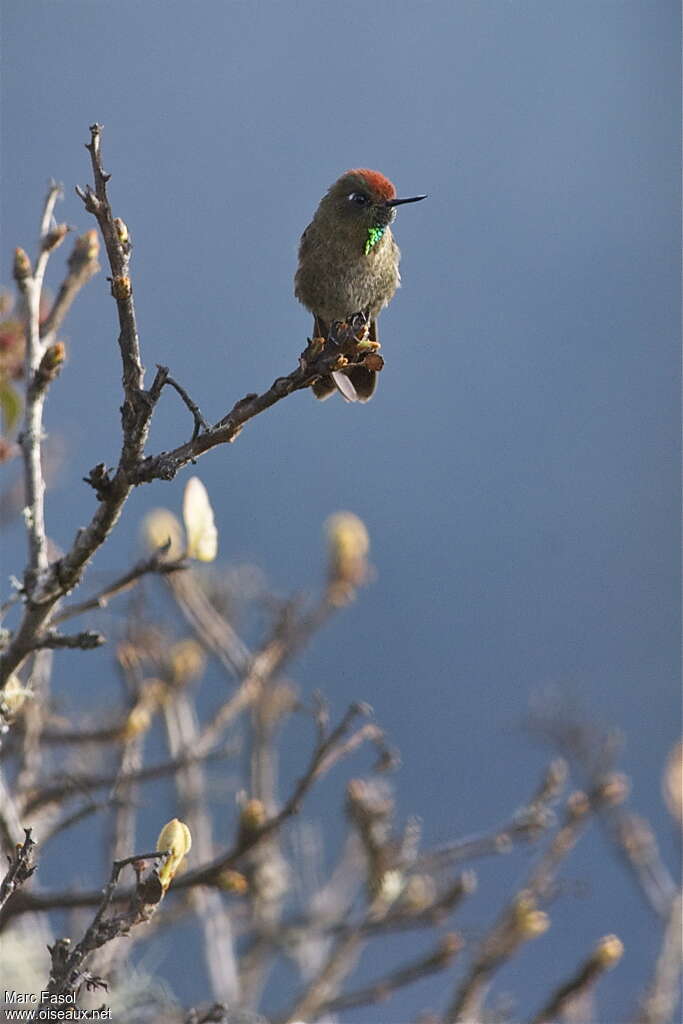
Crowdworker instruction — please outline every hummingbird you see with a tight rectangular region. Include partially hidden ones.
[295,169,426,401]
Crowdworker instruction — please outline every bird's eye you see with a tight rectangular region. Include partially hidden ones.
[348,192,369,205]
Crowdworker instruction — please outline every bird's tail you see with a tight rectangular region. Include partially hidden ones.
[313,366,377,402]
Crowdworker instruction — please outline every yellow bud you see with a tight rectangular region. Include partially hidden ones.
[120,680,166,739]
[156,818,192,890]
[13,248,32,283]
[42,224,69,253]
[566,790,591,820]
[377,868,405,904]
[2,675,29,716]
[183,476,218,562]
[401,873,437,912]
[240,798,267,832]
[593,934,624,968]
[69,229,100,267]
[141,508,184,560]
[596,772,630,807]
[519,909,550,939]
[41,342,66,373]
[216,869,248,893]
[512,892,550,940]
[326,511,370,599]
[168,639,205,684]
[121,702,151,740]
[114,218,129,245]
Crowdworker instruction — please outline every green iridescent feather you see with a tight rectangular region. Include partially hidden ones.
[364,225,386,255]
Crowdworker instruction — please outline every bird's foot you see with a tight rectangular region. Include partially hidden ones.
[300,335,326,370]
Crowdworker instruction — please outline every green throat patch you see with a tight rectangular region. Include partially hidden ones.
[364,225,386,255]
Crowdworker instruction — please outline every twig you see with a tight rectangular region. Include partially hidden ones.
[154,365,211,440]
[32,629,105,650]
[0,827,36,910]
[51,546,187,625]
[41,798,116,845]
[529,934,624,1024]
[130,317,373,487]
[443,777,594,1023]
[635,893,683,1024]
[75,125,148,466]
[189,592,338,760]
[3,705,377,925]
[180,703,373,889]
[23,743,236,814]
[163,688,240,1003]
[15,184,63,593]
[44,849,169,1000]
[602,807,676,920]
[40,229,101,340]
[167,568,251,676]
[276,916,367,1024]
[322,933,462,1016]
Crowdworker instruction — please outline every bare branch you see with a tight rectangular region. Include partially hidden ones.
[152,364,211,440]
[0,828,36,911]
[635,893,683,1024]
[51,546,187,625]
[443,777,597,1023]
[322,933,462,1016]
[22,742,236,814]
[129,316,376,486]
[44,849,170,1000]
[529,934,624,1024]
[15,184,63,593]
[76,124,148,466]
[181,703,374,890]
[2,705,377,926]
[40,230,100,341]
[32,629,105,651]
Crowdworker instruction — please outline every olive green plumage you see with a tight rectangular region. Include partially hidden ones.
[295,169,425,402]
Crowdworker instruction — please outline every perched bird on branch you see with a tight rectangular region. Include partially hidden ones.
[295,169,426,402]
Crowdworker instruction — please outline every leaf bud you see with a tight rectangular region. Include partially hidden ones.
[42,224,69,253]
[141,508,184,560]
[591,933,624,969]
[68,229,100,269]
[156,818,192,890]
[325,511,370,602]
[114,218,130,245]
[13,248,32,284]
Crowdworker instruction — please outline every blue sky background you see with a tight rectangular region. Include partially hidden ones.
[2,2,680,1021]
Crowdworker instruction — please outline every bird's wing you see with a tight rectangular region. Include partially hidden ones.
[298,223,313,259]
